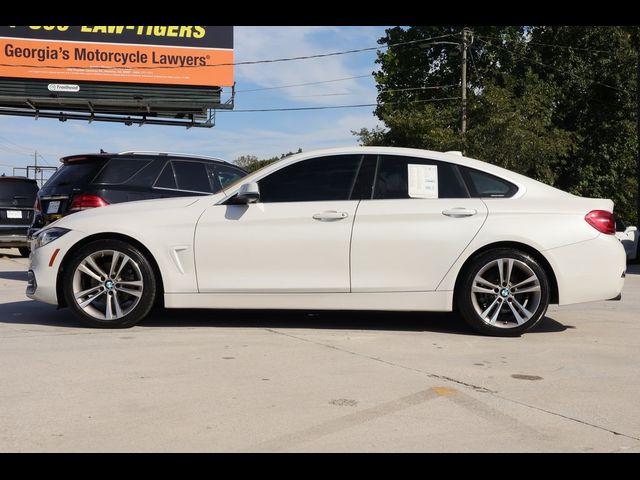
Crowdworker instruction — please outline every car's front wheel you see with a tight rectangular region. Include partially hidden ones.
[62,239,157,328]
[456,248,550,336]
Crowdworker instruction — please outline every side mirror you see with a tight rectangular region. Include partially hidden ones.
[234,182,260,204]
[627,226,638,233]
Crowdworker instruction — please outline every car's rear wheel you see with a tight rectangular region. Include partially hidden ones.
[62,239,156,328]
[456,248,550,336]
[18,247,30,258]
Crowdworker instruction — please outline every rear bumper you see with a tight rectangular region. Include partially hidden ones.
[0,232,28,247]
[544,234,626,305]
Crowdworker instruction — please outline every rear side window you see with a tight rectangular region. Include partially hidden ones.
[172,161,212,193]
[155,163,177,189]
[92,158,152,185]
[258,155,362,203]
[372,155,468,199]
[460,167,518,198]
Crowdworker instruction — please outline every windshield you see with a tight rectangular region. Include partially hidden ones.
[40,161,105,194]
[0,179,38,201]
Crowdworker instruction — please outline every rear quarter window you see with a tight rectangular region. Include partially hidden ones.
[460,166,518,198]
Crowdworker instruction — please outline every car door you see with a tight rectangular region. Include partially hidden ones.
[350,154,488,292]
[194,154,364,293]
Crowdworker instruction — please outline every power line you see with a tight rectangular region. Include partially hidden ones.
[37,153,52,166]
[236,74,372,93]
[287,84,458,99]
[0,33,460,71]
[220,97,460,113]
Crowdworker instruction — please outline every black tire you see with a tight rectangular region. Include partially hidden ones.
[18,247,30,258]
[456,248,550,337]
[62,239,157,328]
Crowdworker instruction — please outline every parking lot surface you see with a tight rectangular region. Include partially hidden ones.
[1,246,639,452]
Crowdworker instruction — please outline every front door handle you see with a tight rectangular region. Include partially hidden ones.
[442,208,477,218]
[312,210,349,222]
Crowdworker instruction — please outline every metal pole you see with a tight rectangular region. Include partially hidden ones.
[461,28,468,135]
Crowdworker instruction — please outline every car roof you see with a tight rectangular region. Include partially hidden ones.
[0,175,37,183]
[60,151,234,166]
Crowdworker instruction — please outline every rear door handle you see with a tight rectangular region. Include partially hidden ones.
[312,210,349,222]
[442,208,477,218]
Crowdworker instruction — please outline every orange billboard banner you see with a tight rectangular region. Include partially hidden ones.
[0,26,234,87]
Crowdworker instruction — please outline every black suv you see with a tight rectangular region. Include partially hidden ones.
[0,175,39,257]
[31,151,247,232]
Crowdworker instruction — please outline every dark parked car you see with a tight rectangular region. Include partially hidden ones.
[0,175,39,257]
[31,151,247,232]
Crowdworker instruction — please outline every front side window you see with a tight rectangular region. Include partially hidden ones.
[258,155,362,203]
[215,164,246,189]
[372,155,468,199]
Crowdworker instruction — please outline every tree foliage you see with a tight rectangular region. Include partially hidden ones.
[234,148,303,173]
[357,26,639,223]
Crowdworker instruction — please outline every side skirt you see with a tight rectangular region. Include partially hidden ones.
[164,291,454,312]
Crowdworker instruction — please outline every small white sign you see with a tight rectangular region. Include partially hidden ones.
[48,84,80,93]
[408,164,438,199]
[46,201,61,214]
[7,210,22,219]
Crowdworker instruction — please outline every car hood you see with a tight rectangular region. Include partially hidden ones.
[47,195,220,232]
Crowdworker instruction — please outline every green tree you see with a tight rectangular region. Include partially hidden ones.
[357,26,639,223]
[234,148,303,173]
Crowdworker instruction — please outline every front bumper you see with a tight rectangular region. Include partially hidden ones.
[26,229,87,306]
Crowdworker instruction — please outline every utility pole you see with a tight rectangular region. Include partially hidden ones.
[461,28,469,135]
[34,150,39,186]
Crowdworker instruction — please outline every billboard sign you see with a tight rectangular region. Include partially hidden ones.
[0,26,233,87]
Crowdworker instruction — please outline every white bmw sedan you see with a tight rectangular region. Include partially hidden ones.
[27,147,626,336]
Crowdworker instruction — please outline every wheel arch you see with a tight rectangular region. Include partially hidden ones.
[453,241,559,306]
[56,232,165,308]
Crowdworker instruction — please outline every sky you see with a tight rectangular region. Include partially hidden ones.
[0,26,389,177]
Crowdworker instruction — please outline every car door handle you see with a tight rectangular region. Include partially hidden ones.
[442,208,477,218]
[312,211,349,221]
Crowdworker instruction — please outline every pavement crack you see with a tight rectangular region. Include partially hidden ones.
[265,328,640,443]
[264,328,495,393]
[493,394,640,443]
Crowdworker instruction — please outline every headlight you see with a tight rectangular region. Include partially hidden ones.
[33,227,71,249]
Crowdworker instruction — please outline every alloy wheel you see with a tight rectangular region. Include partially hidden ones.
[470,258,542,329]
[71,250,144,321]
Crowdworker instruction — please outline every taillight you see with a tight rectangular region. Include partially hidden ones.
[69,194,109,212]
[34,197,41,213]
[585,210,615,235]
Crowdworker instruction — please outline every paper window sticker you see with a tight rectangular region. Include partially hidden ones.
[407,164,438,198]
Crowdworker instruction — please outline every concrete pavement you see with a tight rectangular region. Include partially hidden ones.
[1,246,639,452]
